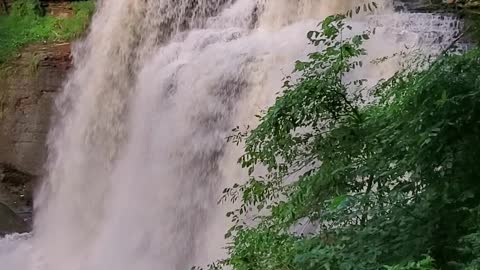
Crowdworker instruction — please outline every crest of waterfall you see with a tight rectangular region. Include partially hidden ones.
[0,1,461,270]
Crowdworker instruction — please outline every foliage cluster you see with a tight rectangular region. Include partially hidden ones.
[209,10,480,270]
[0,0,94,64]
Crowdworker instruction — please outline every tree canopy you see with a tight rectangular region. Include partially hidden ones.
[204,8,480,270]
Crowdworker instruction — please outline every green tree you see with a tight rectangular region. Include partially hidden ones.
[209,11,480,270]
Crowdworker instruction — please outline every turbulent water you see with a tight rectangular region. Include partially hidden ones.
[0,0,461,270]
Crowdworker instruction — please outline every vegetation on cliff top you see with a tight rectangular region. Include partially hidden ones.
[0,0,94,64]
[204,5,480,270]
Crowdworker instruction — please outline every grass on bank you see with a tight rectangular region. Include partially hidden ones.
[0,0,94,64]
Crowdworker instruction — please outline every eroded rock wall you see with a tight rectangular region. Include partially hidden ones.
[0,43,71,175]
[0,43,71,221]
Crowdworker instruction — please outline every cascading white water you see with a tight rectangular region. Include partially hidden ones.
[0,1,461,270]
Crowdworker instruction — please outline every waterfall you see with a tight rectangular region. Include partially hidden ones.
[0,1,460,270]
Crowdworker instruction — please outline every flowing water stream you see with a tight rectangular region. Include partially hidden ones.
[0,0,460,269]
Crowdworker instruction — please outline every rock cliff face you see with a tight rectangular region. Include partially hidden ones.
[0,43,71,175]
[0,0,81,232]
[0,43,72,222]
[396,0,480,11]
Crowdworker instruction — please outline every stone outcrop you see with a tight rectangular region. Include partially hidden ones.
[0,163,35,222]
[0,43,72,223]
[0,1,87,231]
[0,202,30,236]
[0,43,71,176]
[396,0,480,12]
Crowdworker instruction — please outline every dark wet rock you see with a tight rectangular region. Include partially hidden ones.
[0,163,33,186]
[0,164,35,225]
[0,202,30,237]
[395,0,480,12]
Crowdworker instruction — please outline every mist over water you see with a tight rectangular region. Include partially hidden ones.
[0,1,460,269]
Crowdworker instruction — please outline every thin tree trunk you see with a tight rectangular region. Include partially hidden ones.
[0,0,8,15]
[361,174,374,226]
